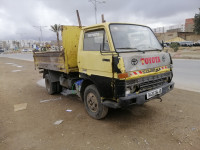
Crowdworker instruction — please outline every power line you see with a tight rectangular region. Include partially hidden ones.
[89,0,106,24]
[33,26,47,43]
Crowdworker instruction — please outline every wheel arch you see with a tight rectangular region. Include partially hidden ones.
[80,79,94,101]
[43,69,60,82]
[80,79,102,102]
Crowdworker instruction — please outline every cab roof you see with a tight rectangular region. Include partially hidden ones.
[82,22,148,30]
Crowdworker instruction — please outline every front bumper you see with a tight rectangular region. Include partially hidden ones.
[102,81,174,108]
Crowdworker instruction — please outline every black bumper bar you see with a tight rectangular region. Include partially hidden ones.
[102,81,175,108]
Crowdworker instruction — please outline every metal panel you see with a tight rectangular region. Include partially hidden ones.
[62,26,81,73]
[33,51,66,72]
[119,52,171,72]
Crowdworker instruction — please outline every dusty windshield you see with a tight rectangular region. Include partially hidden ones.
[110,24,162,52]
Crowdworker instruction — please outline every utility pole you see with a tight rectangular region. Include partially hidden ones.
[76,10,82,27]
[101,14,106,23]
[33,26,47,46]
[89,0,106,24]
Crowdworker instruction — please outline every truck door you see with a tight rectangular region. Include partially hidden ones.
[78,28,113,98]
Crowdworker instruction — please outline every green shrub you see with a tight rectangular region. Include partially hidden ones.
[170,43,179,52]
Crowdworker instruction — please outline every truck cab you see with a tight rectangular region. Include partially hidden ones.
[34,22,174,119]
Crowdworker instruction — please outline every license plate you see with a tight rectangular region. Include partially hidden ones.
[147,88,162,99]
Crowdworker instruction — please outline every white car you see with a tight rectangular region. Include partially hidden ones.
[22,49,28,52]
[22,49,32,52]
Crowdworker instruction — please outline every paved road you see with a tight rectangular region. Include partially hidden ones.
[173,59,200,92]
[1,53,199,92]
[0,53,34,61]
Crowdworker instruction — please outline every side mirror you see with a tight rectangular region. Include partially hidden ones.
[161,40,164,48]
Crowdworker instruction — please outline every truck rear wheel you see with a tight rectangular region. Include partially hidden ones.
[84,85,108,119]
[45,74,57,95]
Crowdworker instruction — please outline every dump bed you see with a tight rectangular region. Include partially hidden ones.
[33,26,81,73]
[33,51,66,72]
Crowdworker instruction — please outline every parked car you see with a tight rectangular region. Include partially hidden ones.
[0,49,4,53]
[22,49,32,52]
[178,41,193,47]
[193,40,200,46]
[22,49,28,52]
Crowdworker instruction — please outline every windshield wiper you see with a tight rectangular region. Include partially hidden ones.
[143,47,162,51]
[116,47,145,53]
[115,47,137,49]
[147,49,162,52]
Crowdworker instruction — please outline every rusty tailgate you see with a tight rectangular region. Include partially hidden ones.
[33,51,66,72]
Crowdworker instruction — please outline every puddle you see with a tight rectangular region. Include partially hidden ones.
[5,63,14,65]
[5,63,23,68]
[12,64,23,68]
[12,70,21,72]
[37,79,45,88]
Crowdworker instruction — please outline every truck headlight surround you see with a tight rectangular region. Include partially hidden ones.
[130,85,137,93]
[125,87,131,96]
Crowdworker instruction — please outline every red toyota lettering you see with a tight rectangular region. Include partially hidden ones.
[140,58,145,65]
[140,56,161,65]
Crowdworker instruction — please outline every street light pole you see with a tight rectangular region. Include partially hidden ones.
[94,0,97,24]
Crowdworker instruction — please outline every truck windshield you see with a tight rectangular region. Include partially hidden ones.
[110,24,162,52]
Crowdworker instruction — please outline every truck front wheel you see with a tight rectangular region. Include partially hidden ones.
[84,85,108,119]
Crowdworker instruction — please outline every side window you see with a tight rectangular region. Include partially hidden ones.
[83,30,110,51]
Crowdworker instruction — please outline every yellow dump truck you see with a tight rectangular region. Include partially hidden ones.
[34,23,174,119]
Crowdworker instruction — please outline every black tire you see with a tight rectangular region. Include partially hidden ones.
[84,84,108,119]
[56,81,62,93]
[45,74,57,95]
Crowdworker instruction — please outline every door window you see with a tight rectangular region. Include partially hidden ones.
[83,30,110,51]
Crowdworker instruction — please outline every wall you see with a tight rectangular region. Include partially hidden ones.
[185,18,194,32]
[155,32,200,42]
[155,32,178,41]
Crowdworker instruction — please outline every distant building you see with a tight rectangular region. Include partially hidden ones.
[185,18,194,32]
[0,41,8,50]
[0,41,3,49]
[167,28,182,33]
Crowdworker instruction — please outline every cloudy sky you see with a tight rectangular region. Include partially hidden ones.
[0,0,199,41]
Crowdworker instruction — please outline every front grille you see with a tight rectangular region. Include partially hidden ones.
[126,72,172,93]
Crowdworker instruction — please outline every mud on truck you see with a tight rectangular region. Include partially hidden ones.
[33,23,174,119]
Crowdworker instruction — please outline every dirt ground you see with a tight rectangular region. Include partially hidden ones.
[165,47,200,59]
[0,57,200,150]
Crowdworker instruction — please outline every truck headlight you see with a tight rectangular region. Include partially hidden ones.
[125,88,131,96]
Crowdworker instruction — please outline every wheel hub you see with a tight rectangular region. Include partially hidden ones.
[87,93,98,112]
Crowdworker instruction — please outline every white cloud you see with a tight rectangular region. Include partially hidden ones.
[0,0,199,40]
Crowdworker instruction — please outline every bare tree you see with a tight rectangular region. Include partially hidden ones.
[194,8,200,34]
[50,24,61,51]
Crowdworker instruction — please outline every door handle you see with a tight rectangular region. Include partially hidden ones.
[102,59,110,62]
